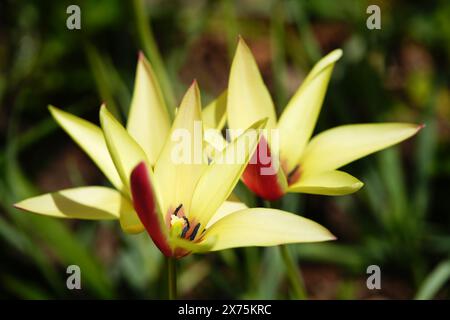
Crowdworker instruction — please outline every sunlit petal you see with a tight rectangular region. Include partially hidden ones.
[277,49,342,172]
[202,90,227,130]
[227,38,277,138]
[190,118,266,228]
[206,200,248,229]
[127,53,171,166]
[204,208,335,251]
[288,170,363,195]
[300,123,423,173]
[14,186,130,220]
[99,104,149,192]
[49,106,123,190]
[154,81,206,213]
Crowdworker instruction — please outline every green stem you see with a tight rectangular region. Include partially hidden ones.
[279,244,307,300]
[167,257,177,300]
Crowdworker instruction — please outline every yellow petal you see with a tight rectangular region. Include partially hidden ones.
[206,200,248,229]
[14,186,131,220]
[119,207,144,234]
[99,105,149,193]
[170,236,216,255]
[154,82,207,214]
[203,128,227,161]
[300,123,423,173]
[49,106,123,190]
[202,90,227,130]
[190,118,266,228]
[127,53,171,166]
[277,49,342,172]
[288,170,363,195]
[204,208,335,251]
[227,38,277,138]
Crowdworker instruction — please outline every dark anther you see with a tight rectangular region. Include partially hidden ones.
[287,165,299,180]
[181,216,190,238]
[189,223,201,241]
[181,225,189,238]
[173,204,183,216]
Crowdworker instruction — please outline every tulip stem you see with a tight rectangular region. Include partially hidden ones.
[279,244,307,300]
[167,257,177,300]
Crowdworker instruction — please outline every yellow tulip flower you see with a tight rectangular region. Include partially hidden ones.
[227,38,423,200]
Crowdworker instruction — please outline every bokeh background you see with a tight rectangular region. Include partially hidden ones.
[1,0,449,299]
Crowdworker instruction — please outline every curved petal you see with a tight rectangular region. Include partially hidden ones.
[49,106,123,190]
[130,162,171,256]
[170,237,216,257]
[300,123,423,173]
[202,90,227,130]
[127,53,171,166]
[288,170,363,196]
[14,186,130,220]
[204,208,335,251]
[227,38,277,138]
[206,200,248,229]
[154,81,207,214]
[190,118,266,228]
[277,49,342,172]
[99,105,149,193]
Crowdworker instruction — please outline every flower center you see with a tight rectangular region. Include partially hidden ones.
[169,204,201,241]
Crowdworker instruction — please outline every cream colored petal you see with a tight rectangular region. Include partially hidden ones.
[204,208,335,251]
[154,82,207,214]
[190,118,266,228]
[49,106,123,191]
[99,105,149,193]
[127,53,171,166]
[277,49,342,172]
[300,123,423,173]
[227,38,277,138]
[202,90,227,130]
[206,200,248,229]
[13,186,131,220]
[288,170,363,195]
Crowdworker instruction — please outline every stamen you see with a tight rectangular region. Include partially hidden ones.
[173,204,183,216]
[181,216,190,238]
[287,165,299,181]
[189,223,201,241]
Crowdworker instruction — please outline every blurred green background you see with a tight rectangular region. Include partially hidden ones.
[1,0,449,299]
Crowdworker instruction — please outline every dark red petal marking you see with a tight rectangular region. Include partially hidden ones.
[130,162,172,257]
[241,136,285,201]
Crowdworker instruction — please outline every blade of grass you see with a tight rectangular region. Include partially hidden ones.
[415,259,450,299]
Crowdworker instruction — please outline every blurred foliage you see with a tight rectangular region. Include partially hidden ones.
[0,0,449,299]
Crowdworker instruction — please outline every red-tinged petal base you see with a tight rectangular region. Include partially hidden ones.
[241,136,286,201]
[130,162,172,257]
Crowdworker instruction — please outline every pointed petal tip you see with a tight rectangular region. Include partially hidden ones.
[236,36,250,52]
[138,50,145,60]
[190,78,199,89]
[329,48,343,61]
